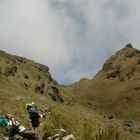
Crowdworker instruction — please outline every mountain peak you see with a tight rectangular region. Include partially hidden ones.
[101,44,140,81]
[115,43,140,59]
[124,43,133,48]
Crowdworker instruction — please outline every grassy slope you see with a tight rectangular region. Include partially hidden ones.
[0,47,140,139]
[0,74,129,140]
[62,45,140,119]
[59,45,140,139]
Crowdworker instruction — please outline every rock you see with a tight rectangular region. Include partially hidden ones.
[62,134,76,140]
[135,128,140,134]
[125,43,133,48]
[23,73,29,79]
[34,82,45,94]
[44,129,75,140]
[108,115,114,120]
[16,57,26,63]
[123,120,135,133]
[5,66,17,76]
[44,107,52,114]
[134,87,140,91]
[3,136,9,140]
[124,50,135,58]
[102,61,113,71]
[106,68,120,79]
[6,134,27,140]
[136,59,140,65]
[40,82,45,88]
[46,133,61,140]
[35,74,41,81]
[21,82,30,89]
[49,86,64,103]
[124,96,132,103]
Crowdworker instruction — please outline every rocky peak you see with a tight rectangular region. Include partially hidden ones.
[102,44,140,81]
[125,43,133,48]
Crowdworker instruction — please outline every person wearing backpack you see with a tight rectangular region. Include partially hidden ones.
[0,113,42,140]
[5,114,26,139]
[26,102,43,132]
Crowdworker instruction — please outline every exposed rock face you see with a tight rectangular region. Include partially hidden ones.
[49,86,64,103]
[123,120,135,133]
[34,82,45,94]
[0,50,63,102]
[125,43,133,48]
[102,44,140,81]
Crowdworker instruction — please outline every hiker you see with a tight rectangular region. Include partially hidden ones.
[26,102,44,132]
[5,114,26,139]
[0,113,42,140]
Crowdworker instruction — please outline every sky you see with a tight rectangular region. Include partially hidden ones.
[0,0,140,85]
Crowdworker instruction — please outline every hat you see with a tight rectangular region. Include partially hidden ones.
[31,102,35,105]
[26,103,32,110]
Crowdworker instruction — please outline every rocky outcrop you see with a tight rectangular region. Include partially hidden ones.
[101,44,140,82]
[34,82,45,94]
[49,86,64,103]
[123,120,135,133]
[0,50,64,103]
[4,66,17,76]
[123,120,140,135]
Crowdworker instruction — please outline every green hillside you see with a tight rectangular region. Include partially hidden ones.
[0,44,140,140]
[63,44,140,120]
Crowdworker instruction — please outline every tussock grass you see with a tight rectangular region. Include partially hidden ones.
[40,110,128,140]
[0,49,140,140]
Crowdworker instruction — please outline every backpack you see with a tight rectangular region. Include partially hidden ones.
[0,116,8,127]
[28,107,40,119]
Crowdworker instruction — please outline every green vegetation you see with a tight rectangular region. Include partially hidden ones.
[40,109,130,140]
[0,45,140,139]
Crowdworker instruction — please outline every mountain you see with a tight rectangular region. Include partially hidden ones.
[0,45,140,140]
[0,50,64,103]
[61,44,140,120]
[0,49,117,140]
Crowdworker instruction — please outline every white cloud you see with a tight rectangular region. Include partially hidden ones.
[0,0,140,84]
[0,0,71,65]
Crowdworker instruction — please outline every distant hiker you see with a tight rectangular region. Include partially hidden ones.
[26,102,45,132]
[0,113,42,140]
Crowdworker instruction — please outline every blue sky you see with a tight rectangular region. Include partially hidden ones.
[0,0,140,84]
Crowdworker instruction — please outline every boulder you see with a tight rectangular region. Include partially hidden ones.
[49,86,64,103]
[108,115,114,120]
[23,73,29,79]
[62,134,76,140]
[123,120,135,133]
[34,82,45,94]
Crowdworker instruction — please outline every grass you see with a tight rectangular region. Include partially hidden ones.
[0,48,140,140]
[40,109,129,140]
[0,76,139,140]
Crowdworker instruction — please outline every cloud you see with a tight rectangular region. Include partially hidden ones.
[0,0,71,65]
[0,0,140,84]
